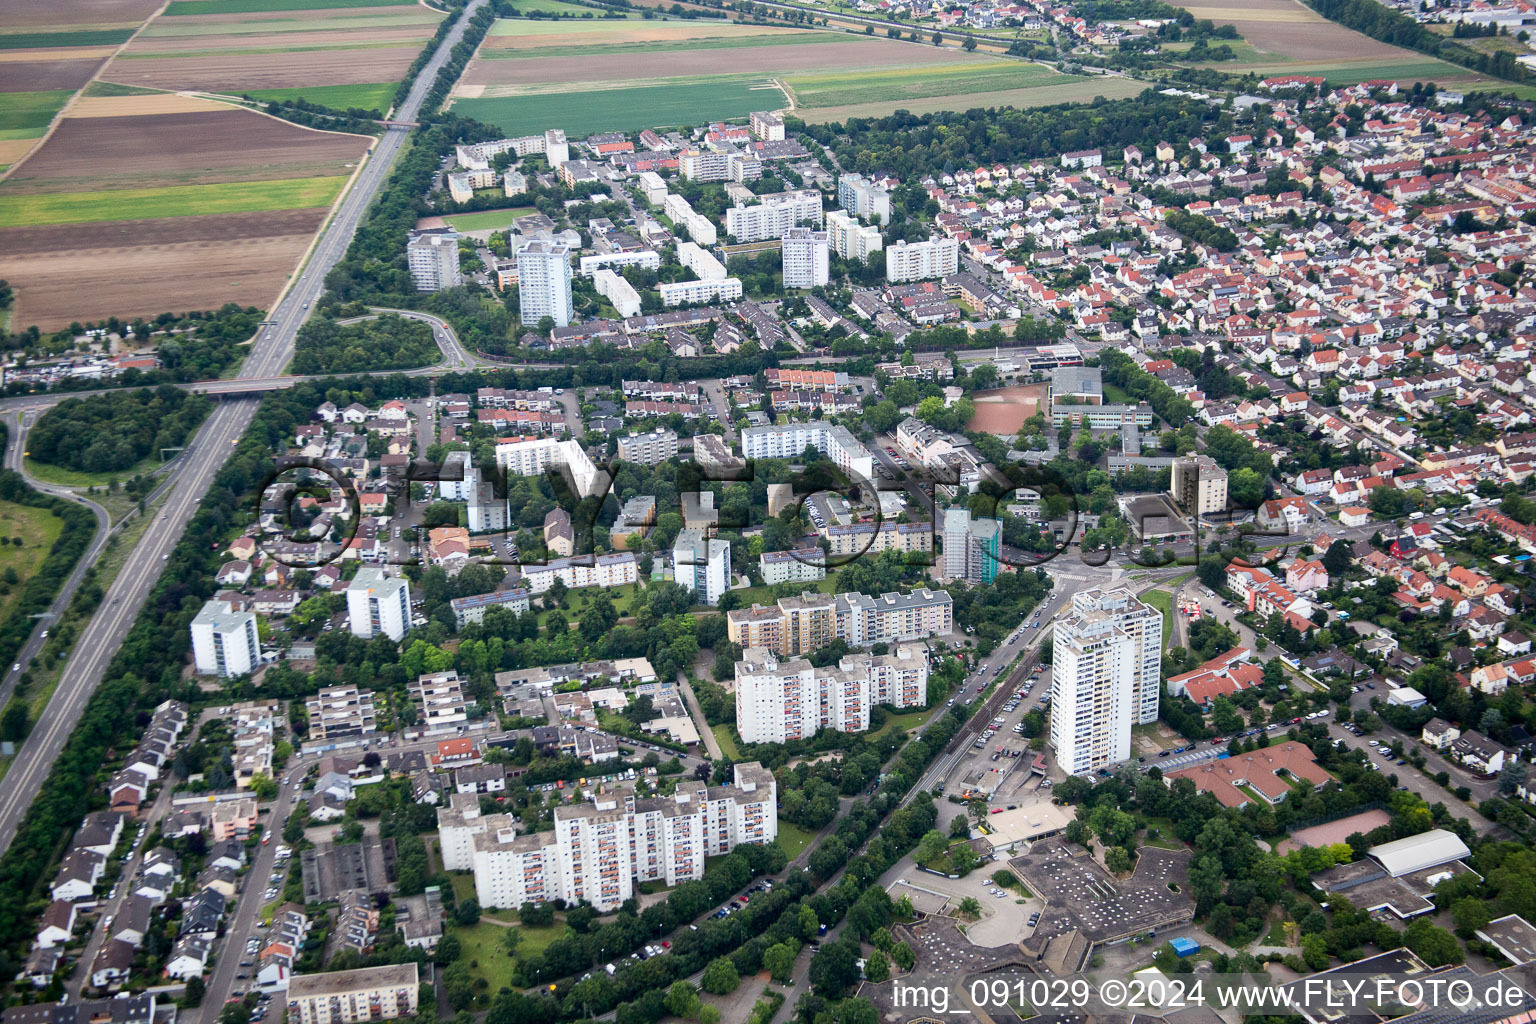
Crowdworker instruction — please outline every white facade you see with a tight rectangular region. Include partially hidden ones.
[494,436,601,498]
[617,428,679,465]
[885,237,960,282]
[578,250,659,277]
[191,599,261,678]
[1171,455,1228,516]
[837,173,891,225]
[760,548,826,585]
[781,227,830,289]
[751,110,785,141]
[520,552,639,594]
[637,170,667,205]
[673,528,731,605]
[740,422,874,482]
[593,268,642,318]
[663,194,718,245]
[677,240,726,281]
[471,763,775,913]
[544,128,569,168]
[516,240,574,327]
[826,210,884,262]
[1049,587,1162,776]
[735,645,927,744]
[658,278,742,306]
[406,229,462,292]
[346,567,411,641]
[725,190,823,243]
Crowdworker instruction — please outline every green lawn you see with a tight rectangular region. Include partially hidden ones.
[85,81,165,97]
[239,82,395,111]
[452,75,785,136]
[785,61,1070,108]
[0,501,64,622]
[453,919,563,993]
[0,29,136,48]
[442,206,538,232]
[712,723,743,761]
[1140,588,1173,647]
[488,31,850,58]
[775,819,817,860]
[0,175,349,227]
[23,454,164,489]
[872,705,940,738]
[0,91,74,133]
[164,0,417,13]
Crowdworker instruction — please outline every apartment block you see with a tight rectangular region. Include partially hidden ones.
[735,645,927,743]
[636,170,667,205]
[493,436,601,498]
[885,237,960,282]
[662,193,718,245]
[406,229,462,292]
[692,434,744,475]
[471,763,775,912]
[617,428,679,465]
[825,521,932,557]
[306,685,378,742]
[578,250,660,277]
[726,588,952,655]
[1171,454,1229,517]
[826,210,884,263]
[415,671,469,729]
[286,964,419,1024]
[346,567,411,641]
[520,552,639,594]
[751,110,785,141]
[658,277,742,306]
[593,268,642,318]
[1050,587,1162,776]
[516,240,574,327]
[781,227,830,289]
[191,599,261,678]
[673,528,731,605]
[740,422,874,483]
[837,172,892,224]
[760,548,826,585]
[449,588,531,629]
[436,792,513,872]
[677,241,727,281]
[724,190,823,243]
[941,507,1001,584]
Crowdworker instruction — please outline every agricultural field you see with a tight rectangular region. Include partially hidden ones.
[0,0,163,170]
[454,15,1084,131]
[0,92,369,328]
[98,0,445,111]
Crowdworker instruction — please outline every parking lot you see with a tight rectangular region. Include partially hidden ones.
[938,660,1056,803]
[887,869,1041,946]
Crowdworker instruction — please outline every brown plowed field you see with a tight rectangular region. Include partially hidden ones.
[102,45,420,90]
[4,109,369,191]
[0,0,159,27]
[127,27,432,52]
[465,40,972,86]
[146,4,431,26]
[0,57,103,92]
[1174,0,1404,59]
[0,208,326,328]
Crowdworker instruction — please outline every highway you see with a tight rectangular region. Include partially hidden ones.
[0,0,486,859]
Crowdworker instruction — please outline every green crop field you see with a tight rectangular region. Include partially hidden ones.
[0,28,136,49]
[164,0,417,13]
[509,0,640,13]
[441,206,537,231]
[0,175,349,227]
[488,30,850,58]
[84,82,164,97]
[786,61,1068,108]
[0,91,75,134]
[141,10,440,36]
[241,82,395,111]
[1216,57,1470,84]
[453,76,783,136]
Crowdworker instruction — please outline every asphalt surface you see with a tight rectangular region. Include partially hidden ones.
[0,0,486,859]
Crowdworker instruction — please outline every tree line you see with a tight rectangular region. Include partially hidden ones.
[29,385,211,475]
[292,315,441,375]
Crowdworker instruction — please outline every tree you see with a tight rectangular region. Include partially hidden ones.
[799,904,820,940]
[962,35,978,50]
[453,898,480,927]
[183,976,205,1007]
[1404,918,1463,966]
[665,981,701,1019]
[916,829,949,865]
[957,896,982,919]
[700,957,739,995]
[931,30,943,44]
[764,942,798,983]
[864,949,891,983]
[949,814,971,838]
[891,941,916,970]
[1228,467,1266,509]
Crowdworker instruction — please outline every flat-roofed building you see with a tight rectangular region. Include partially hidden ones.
[725,189,823,243]
[826,210,884,262]
[415,671,469,729]
[618,428,679,465]
[287,964,419,1024]
[449,588,531,629]
[885,237,958,282]
[736,645,927,743]
[346,567,410,641]
[1050,587,1161,776]
[191,599,261,678]
[740,422,873,483]
[306,685,378,742]
[760,548,826,585]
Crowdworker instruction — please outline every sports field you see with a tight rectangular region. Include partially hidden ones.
[454,75,785,136]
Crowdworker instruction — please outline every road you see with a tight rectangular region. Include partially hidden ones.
[0,0,487,860]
